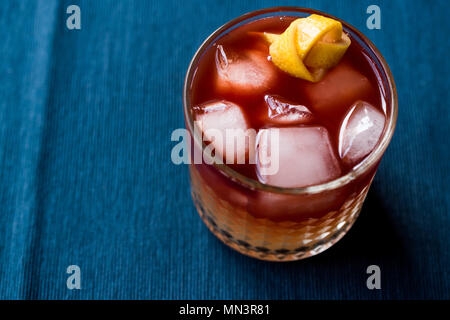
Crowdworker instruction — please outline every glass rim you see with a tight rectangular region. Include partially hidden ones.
[183,6,398,195]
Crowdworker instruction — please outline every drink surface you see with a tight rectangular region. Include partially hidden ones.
[190,16,386,187]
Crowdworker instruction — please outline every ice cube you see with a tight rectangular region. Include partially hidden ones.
[264,95,314,125]
[194,100,255,164]
[303,62,373,114]
[215,45,276,96]
[256,126,341,188]
[338,100,385,166]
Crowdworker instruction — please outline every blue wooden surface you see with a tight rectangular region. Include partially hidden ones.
[0,0,448,299]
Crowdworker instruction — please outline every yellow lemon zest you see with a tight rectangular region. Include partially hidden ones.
[261,14,351,82]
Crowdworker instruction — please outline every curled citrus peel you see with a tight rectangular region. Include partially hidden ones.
[261,14,351,82]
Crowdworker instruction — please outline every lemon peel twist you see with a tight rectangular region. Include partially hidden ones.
[262,14,351,82]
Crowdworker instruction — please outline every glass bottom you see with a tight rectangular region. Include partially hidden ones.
[190,166,372,261]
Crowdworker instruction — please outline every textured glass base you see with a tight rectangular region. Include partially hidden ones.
[190,166,371,261]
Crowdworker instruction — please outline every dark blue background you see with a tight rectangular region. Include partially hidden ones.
[0,0,448,299]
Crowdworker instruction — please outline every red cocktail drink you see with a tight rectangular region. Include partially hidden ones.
[184,8,397,261]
